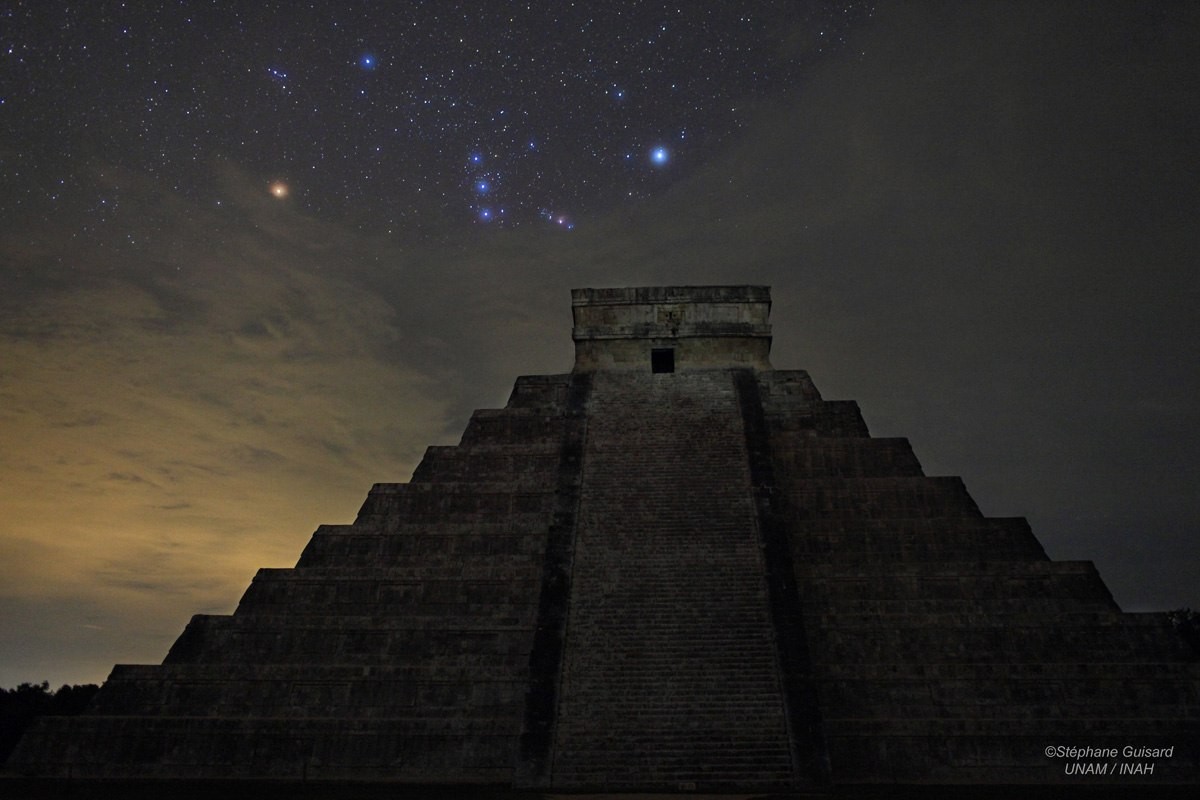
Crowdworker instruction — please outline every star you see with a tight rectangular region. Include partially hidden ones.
[358,53,377,70]
[269,181,289,199]
[542,211,574,230]
[650,146,670,166]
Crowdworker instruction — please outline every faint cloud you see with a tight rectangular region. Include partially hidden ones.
[102,472,159,487]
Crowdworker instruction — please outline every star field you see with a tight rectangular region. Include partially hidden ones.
[1,1,872,240]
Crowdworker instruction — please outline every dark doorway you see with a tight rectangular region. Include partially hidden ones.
[651,348,675,373]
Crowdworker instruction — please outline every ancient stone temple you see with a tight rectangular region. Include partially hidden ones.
[9,286,1199,791]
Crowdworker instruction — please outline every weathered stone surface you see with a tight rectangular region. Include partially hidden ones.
[571,285,773,371]
[8,286,1199,790]
[545,370,795,791]
[752,368,1199,786]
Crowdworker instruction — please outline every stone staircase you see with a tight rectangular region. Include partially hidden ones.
[547,370,797,790]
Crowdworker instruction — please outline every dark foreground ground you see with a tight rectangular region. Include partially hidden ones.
[2,779,1199,800]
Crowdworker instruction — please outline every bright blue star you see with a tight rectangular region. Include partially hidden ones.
[474,179,491,194]
[358,53,377,70]
[477,207,494,222]
[469,152,484,164]
[650,146,670,166]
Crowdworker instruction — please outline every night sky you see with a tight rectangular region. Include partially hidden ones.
[1,1,1197,689]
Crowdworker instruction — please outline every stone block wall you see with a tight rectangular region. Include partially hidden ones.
[571,285,773,371]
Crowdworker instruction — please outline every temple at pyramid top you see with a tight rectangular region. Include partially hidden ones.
[571,285,772,371]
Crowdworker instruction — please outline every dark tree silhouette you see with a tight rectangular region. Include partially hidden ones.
[1,681,99,765]
[1169,608,1200,659]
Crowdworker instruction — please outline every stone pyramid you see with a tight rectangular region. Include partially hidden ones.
[9,286,1199,791]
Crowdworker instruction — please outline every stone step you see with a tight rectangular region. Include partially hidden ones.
[410,444,562,483]
[782,476,983,518]
[295,525,548,567]
[822,697,1199,720]
[11,715,517,780]
[803,597,1118,616]
[808,619,1191,663]
[89,683,524,719]
[755,369,824,401]
[768,435,925,477]
[250,563,544,581]
[818,659,1200,680]
[177,612,539,633]
[102,662,524,683]
[793,560,1118,611]
[765,399,871,437]
[794,559,1103,579]
[90,675,527,717]
[504,374,573,410]
[355,482,558,522]
[162,614,535,666]
[788,521,1049,562]
[238,570,542,610]
[228,610,538,629]
[458,408,570,447]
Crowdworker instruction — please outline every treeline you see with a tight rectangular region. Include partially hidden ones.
[0,682,99,765]
[1170,608,1200,655]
